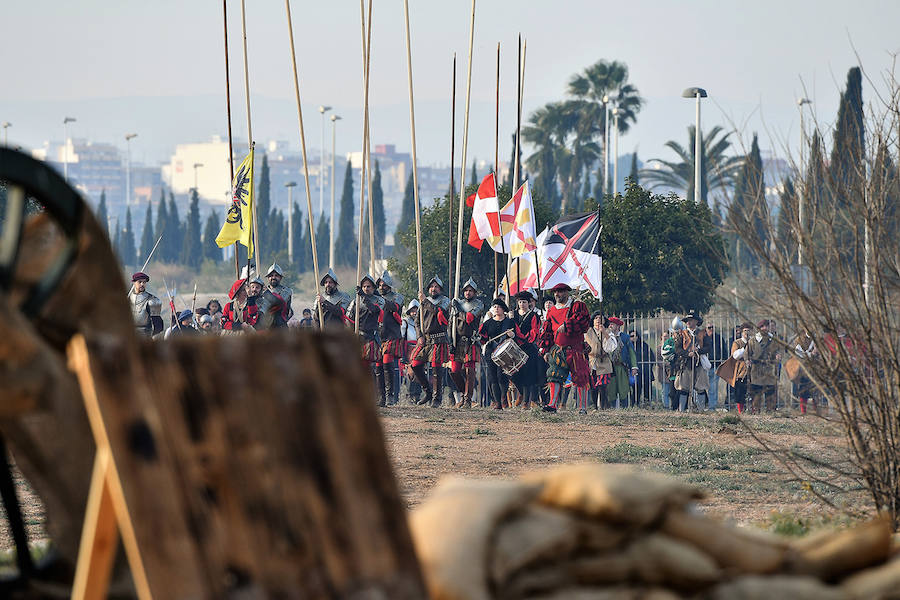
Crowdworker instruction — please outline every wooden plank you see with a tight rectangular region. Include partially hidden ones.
[71,449,118,600]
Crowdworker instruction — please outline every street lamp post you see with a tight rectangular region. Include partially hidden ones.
[612,106,620,196]
[602,96,609,196]
[682,87,708,206]
[63,117,76,182]
[318,105,332,217]
[797,98,812,266]
[329,114,342,268]
[285,181,297,264]
[125,133,138,207]
[192,163,204,192]
[1,122,10,146]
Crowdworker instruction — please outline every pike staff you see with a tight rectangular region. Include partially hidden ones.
[403,0,424,330]
[139,232,163,274]
[453,0,477,300]
[494,41,511,301]
[362,0,376,279]
[447,53,456,291]
[284,0,324,327]
[355,0,374,333]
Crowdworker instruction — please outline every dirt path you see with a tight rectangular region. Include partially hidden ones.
[381,406,860,530]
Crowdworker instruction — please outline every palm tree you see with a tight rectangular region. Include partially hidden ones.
[568,60,643,197]
[523,103,567,211]
[640,125,744,205]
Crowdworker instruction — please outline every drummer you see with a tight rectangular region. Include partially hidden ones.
[478,298,525,410]
[511,290,543,409]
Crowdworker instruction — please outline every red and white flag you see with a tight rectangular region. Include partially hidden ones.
[466,173,500,250]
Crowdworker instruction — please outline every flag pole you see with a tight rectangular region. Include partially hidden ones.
[514,35,521,295]
[448,53,456,291]
[355,0,373,333]
[239,0,260,274]
[516,38,538,292]
[454,0,476,301]
[284,0,324,328]
[222,0,239,278]
[404,0,424,323]
[494,41,511,301]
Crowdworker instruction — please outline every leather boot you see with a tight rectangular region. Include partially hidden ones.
[411,364,431,405]
[464,367,476,408]
[375,364,386,407]
[431,367,444,408]
[450,370,467,407]
[491,384,503,410]
[383,362,396,405]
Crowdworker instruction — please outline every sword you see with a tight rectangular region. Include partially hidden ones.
[140,233,164,273]
[190,283,198,328]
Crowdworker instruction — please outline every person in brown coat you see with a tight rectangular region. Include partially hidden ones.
[747,319,781,413]
[726,322,753,413]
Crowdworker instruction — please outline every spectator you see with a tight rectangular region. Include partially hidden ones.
[164,309,198,339]
[606,317,638,409]
[206,299,223,331]
[298,308,315,328]
[586,312,616,409]
[747,319,781,413]
[793,329,818,415]
[659,325,680,410]
[704,323,731,411]
[630,330,656,407]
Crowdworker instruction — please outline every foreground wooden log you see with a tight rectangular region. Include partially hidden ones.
[66,329,426,599]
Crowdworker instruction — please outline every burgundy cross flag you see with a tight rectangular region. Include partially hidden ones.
[539,211,602,299]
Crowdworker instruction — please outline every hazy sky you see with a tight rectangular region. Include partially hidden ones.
[3,1,899,170]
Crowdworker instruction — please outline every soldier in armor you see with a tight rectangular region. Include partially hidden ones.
[316,268,351,328]
[265,262,293,325]
[248,276,265,299]
[347,274,386,403]
[128,271,164,337]
[448,277,484,408]
[410,275,451,408]
[377,271,405,406]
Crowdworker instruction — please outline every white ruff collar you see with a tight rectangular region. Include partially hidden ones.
[555,298,573,309]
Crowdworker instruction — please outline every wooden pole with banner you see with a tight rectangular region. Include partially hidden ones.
[403,0,424,327]
[284,0,324,327]
[222,0,239,277]
[453,0,477,300]
[240,0,261,273]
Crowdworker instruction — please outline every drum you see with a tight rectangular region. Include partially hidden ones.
[491,339,528,376]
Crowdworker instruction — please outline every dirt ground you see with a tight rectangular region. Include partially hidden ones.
[381,405,865,532]
[1,404,865,558]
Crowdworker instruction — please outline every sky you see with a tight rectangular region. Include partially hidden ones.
[3,0,899,171]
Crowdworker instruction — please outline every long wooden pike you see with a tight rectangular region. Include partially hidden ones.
[354,0,373,333]
[453,0,477,300]
[495,41,511,301]
[363,0,376,277]
[284,0,324,327]
[239,0,260,272]
[403,0,424,331]
[448,53,456,290]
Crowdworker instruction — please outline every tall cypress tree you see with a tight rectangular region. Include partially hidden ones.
[829,67,865,206]
[316,215,330,272]
[167,192,182,263]
[154,188,168,259]
[471,159,478,185]
[256,153,271,251]
[290,201,306,272]
[776,176,797,260]
[122,207,137,267]
[397,171,415,239]
[336,160,357,267]
[372,160,386,258]
[181,189,202,267]
[139,199,154,259]
[629,152,639,186]
[112,218,121,262]
[729,133,767,269]
[202,209,222,263]
[96,189,109,237]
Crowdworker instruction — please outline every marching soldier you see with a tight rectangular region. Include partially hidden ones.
[448,277,484,408]
[347,274,386,403]
[377,271,405,406]
[316,268,351,328]
[222,278,259,333]
[128,271,163,337]
[410,275,452,408]
[265,262,293,325]
[539,283,592,414]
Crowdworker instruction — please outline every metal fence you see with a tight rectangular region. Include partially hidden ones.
[611,312,745,409]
